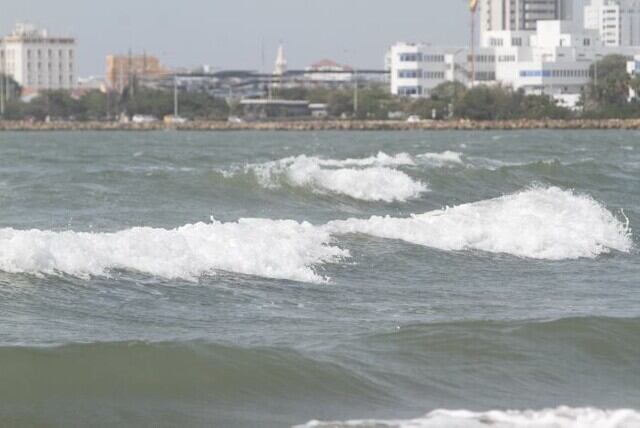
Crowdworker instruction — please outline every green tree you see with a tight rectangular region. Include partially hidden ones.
[586,54,631,115]
[326,90,353,118]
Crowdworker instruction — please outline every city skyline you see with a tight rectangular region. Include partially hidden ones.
[0,0,473,76]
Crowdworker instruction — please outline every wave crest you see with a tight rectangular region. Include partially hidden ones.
[298,407,640,428]
[0,187,631,282]
[243,153,426,202]
[326,187,632,260]
[0,219,348,283]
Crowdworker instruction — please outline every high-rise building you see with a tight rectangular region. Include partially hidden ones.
[106,54,167,92]
[0,23,76,93]
[585,0,640,46]
[481,0,573,33]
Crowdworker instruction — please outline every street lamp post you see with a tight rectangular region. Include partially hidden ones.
[353,68,358,117]
[174,73,179,118]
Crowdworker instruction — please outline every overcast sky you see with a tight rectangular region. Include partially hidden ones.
[0,0,477,76]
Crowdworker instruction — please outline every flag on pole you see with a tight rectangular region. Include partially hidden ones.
[470,0,478,12]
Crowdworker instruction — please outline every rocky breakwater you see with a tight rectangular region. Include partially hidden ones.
[3,118,640,131]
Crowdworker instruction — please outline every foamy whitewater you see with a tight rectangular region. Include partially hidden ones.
[326,186,632,260]
[0,219,348,283]
[0,187,631,282]
[298,407,640,428]
[417,150,465,166]
[235,152,426,202]
[1,131,638,428]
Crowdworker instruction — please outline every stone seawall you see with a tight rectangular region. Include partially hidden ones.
[3,119,640,131]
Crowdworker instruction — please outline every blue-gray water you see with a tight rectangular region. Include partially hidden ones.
[0,130,638,427]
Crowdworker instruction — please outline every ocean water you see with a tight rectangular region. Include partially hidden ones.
[0,130,638,427]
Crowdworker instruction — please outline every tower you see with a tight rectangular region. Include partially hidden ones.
[274,44,287,76]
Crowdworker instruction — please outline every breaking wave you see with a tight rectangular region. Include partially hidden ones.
[326,186,632,260]
[0,219,348,283]
[240,153,426,202]
[297,407,640,428]
[0,187,631,282]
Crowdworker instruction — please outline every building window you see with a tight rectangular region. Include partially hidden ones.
[399,53,422,62]
[423,54,445,62]
[398,70,422,78]
[424,71,445,79]
[398,86,422,96]
[475,71,496,81]
[520,70,551,77]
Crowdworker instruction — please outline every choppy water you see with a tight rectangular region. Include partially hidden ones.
[0,130,638,427]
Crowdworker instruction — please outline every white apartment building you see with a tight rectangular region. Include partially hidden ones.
[585,0,640,46]
[0,23,76,92]
[389,1,640,108]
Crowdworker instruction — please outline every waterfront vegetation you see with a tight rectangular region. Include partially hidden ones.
[2,55,640,122]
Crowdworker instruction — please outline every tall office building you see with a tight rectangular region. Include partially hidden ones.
[585,0,640,46]
[0,23,76,92]
[481,0,573,33]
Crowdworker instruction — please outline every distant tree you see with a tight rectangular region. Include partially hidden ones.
[452,85,571,120]
[327,90,353,118]
[588,55,631,111]
[431,81,467,104]
[355,87,395,120]
[178,92,229,120]
[78,90,109,120]
[124,88,173,118]
[0,74,22,101]
[406,98,445,119]
[521,94,572,119]
[276,87,311,101]
[454,85,508,120]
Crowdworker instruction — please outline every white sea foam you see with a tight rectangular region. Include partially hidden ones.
[0,219,348,283]
[0,188,631,283]
[245,153,426,202]
[417,151,465,166]
[296,407,640,428]
[325,187,632,260]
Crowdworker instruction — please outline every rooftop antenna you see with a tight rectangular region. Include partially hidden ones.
[128,48,134,98]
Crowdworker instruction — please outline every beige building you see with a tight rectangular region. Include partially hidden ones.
[106,54,167,92]
[0,23,76,93]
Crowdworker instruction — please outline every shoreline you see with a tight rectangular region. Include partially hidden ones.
[2,118,640,131]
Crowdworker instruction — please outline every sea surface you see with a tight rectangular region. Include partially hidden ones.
[0,130,638,427]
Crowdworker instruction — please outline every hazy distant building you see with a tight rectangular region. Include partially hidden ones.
[304,59,353,83]
[585,0,640,46]
[273,45,287,76]
[481,0,573,33]
[106,54,167,92]
[0,23,76,93]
